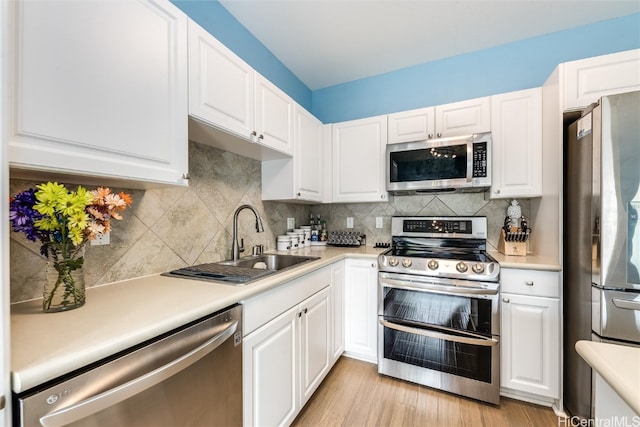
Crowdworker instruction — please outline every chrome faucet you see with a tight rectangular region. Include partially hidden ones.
[232,204,265,260]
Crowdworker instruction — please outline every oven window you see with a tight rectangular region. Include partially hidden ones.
[383,327,492,383]
[382,288,493,336]
[389,145,468,182]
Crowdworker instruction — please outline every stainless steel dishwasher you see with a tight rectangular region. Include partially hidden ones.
[14,304,243,427]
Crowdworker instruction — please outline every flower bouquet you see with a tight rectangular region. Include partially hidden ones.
[10,182,132,312]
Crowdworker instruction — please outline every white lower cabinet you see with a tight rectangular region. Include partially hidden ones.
[330,260,345,363]
[500,269,560,403]
[344,258,378,363]
[242,266,334,427]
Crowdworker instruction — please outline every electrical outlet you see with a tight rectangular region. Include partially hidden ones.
[287,218,295,230]
[346,217,354,228]
[91,231,110,246]
[376,217,383,229]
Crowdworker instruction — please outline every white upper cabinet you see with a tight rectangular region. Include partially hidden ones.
[563,49,640,111]
[387,97,490,144]
[434,96,491,137]
[489,88,542,199]
[262,105,323,202]
[8,0,189,187]
[188,20,293,159]
[387,107,436,143]
[332,116,389,203]
[254,73,295,155]
[188,19,254,140]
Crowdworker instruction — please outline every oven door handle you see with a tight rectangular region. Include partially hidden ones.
[379,277,498,296]
[39,319,238,427]
[380,319,498,347]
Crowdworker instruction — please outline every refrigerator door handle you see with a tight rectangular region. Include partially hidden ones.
[612,298,640,311]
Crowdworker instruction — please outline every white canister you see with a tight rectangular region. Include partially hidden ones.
[286,232,299,249]
[277,235,291,251]
[293,229,306,247]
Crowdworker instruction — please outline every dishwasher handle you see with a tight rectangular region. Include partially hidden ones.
[39,319,238,427]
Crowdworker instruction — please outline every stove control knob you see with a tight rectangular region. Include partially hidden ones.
[456,262,468,273]
[388,257,399,267]
[402,258,412,268]
[427,259,439,270]
[472,263,485,274]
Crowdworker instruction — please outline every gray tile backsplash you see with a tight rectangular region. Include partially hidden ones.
[9,141,527,303]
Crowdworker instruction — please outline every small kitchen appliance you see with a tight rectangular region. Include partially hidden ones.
[386,132,491,194]
[377,216,501,404]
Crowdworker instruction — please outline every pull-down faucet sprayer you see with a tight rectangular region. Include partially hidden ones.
[232,204,264,260]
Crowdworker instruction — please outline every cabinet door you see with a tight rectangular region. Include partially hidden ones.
[330,260,345,362]
[243,306,298,427]
[501,293,560,399]
[344,259,378,363]
[387,107,436,143]
[255,73,294,155]
[489,88,542,199]
[564,49,640,111]
[300,287,331,406]
[332,116,388,203]
[188,19,254,140]
[295,106,323,201]
[8,0,188,186]
[435,97,491,137]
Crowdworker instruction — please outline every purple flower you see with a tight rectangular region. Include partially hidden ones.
[9,188,45,243]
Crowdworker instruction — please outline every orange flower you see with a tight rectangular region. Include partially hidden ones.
[119,192,133,206]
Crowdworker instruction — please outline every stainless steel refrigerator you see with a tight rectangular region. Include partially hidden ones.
[563,90,640,419]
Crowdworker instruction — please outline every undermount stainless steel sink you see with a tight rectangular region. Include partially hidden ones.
[163,254,320,285]
[217,254,319,271]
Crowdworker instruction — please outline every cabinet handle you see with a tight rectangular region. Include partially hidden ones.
[436,132,442,138]
[258,134,264,140]
[181,173,190,180]
[525,281,534,286]
[371,263,376,268]
[296,192,301,197]
[503,298,510,303]
[251,131,257,137]
[494,189,501,194]
[298,312,302,318]
[428,133,434,139]
[381,194,385,199]
[303,308,308,314]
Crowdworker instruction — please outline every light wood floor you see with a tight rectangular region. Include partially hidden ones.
[292,357,559,427]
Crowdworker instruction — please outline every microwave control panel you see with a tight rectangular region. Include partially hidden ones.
[472,142,488,178]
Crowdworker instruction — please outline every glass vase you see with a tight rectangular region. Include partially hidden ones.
[43,243,86,312]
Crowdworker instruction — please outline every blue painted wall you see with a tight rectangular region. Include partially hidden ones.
[312,13,640,123]
[174,1,639,124]
[172,0,313,111]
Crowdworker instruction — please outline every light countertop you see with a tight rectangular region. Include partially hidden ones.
[488,250,561,271]
[575,340,640,415]
[10,245,381,394]
[11,244,558,394]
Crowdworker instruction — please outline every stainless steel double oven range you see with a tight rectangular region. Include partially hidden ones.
[377,216,501,404]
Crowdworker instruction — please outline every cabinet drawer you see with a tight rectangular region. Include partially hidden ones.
[243,266,331,336]
[500,269,560,298]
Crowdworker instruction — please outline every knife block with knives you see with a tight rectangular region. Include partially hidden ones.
[498,215,531,256]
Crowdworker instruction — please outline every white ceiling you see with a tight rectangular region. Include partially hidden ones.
[219,0,640,90]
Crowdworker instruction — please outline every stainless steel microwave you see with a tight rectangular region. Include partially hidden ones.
[386,132,492,194]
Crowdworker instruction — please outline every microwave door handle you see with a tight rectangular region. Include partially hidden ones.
[39,320,238,427]
[379,319,498,347]
[612,298,640,311]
